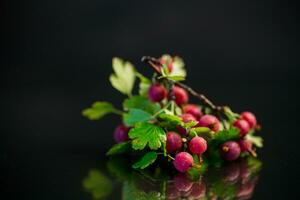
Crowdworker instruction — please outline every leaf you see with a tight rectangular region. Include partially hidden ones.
[83,170,112,199]
[109,57,136,96]
[157,113,183,126]
[169,56,186,78]
[223,106,240,123]
[106,141,131,156]
[183,121,199,129]
[82,101,118,120]
[123,96,160,114]
[135,72,151,96]
[128,122,166,150]
[246,133,263,148]
[132,151,158,169]
[123,109,152,126]
[158,75,185,81]
[214,128,240,144]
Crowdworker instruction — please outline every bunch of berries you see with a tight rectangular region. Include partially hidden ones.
[83,54,263,174]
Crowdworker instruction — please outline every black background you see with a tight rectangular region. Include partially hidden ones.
[2,0,299,199]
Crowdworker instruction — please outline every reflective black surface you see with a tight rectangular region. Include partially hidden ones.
[2,0,299,199]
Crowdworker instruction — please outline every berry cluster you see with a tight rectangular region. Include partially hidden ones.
[83,54,263,174]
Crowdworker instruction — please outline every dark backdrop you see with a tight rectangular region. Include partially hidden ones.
[2,0,299,199]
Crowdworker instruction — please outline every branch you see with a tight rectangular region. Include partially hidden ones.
[142,56,224,112]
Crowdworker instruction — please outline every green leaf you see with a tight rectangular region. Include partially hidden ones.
[223,106,240,123]
[246,133,263,148]
[82,101,118,120]
[128,122,166,150]
[123,109,152,126]
[158,75,185,81]
[157,113,183,126]
[132,151,158,169]
[135,72,151,96]
[214,128,240,143]
[170,56,186,77]
[83,170,112,199]
[109,57,136,96]
[123,96,160,114]
[106,141,131,156]
[183,121,199,129]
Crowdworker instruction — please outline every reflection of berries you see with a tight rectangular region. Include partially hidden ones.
[198,114,219,132]
[183,104,203,120]
[174,173,193,192]
[238,139,253,152]
[237,180,256,199]
[241,111,257,129]
[190,182,206,199]
[234,119,250,136]
[113,124,130,143]
[166,183,180,199]
[221,162,241,183]
[188,136,207,154]
[220,141,241,161]
[148,83,167,102]
[171,86,189,105]
[166,132,183,153]
[173,152,194,172]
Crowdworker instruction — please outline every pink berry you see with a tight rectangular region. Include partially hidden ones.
[173,152,194,172]
[148,83,167,102]
[166,132,183,153]
[181,113,197,123]
[171,86,189,105]
[188,136,207,154]
[113,124,130,143]
[220,141,241,161]
[174,173,193,192]
[198,114,220,132]
[234,119,250,136]
[238,139,253,152]
[183,104,203,120]
[241,111,257,129]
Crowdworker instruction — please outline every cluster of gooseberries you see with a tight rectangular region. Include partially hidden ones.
[83,54,262,174]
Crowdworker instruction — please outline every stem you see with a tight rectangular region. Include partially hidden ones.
[152,101,172,118]
[113,109,124,115]
[142,56,224,112]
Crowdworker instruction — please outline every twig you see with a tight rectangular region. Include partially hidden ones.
[142,56,224,112]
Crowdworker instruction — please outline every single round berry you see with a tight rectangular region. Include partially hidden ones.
[166,132,183,153]
[171,86,189,105]
[173,152,194,172]
[148,83,167,102]
[181,113,197,123]
[220,141,241,161]
[183,104,203,120]
[241,111,257,129]
[188,136,207,154]
[238,139,253,152]
[234,119,250,136]
[174,173,193,192]
[198,114,220,132]
[113,124,130,143]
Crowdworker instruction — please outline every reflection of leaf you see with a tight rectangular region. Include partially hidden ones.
[123,96,160,114]
[83,170,112,199]
[106,141,131,156]
[133,151,158,169]
[210,180,237,200]
[123,109,153,126]
[129,122,166,150]
[123,181,163,200]
[82,101,118,120]
[107,156,132,180]
[109,57,136,96]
